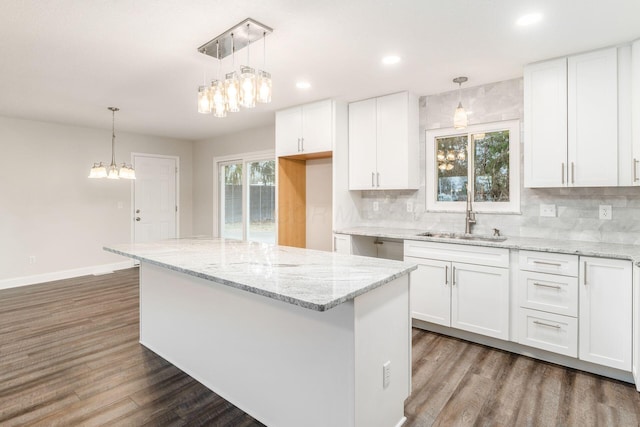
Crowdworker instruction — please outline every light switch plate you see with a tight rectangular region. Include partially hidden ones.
[373,201,379,212]
[599,205,612,220]
[406,201,413,213]
[540,204,557,217]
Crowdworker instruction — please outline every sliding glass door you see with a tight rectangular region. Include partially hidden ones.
[218,155,275,244]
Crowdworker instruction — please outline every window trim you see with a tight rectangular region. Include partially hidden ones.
[212,150,275,239]
[426,120,521,214]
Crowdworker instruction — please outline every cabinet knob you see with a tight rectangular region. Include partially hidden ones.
[135,217,141,222]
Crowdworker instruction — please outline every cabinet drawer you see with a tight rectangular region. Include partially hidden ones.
[404,240,509,268]
[519,251,578,276]
[519,271,578,317]
[518,308,578,357]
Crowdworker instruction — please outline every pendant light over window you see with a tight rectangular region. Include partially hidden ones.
[88,107,135,180]
[196,18,273,118]
[453,76,468,129]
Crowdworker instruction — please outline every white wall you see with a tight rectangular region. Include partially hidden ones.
[192,125,275,236]
[0,116,193,284]
[306,158,333,251]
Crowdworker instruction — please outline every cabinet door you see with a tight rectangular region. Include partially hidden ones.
[523,58,568,187]
[301,100,333,154]
[376,92,409,189]
[348,98,378,189]
[568,48,618,186]
[405,257,451,326]
[451,263,509,340]
[579,257,632,371]
[333,234,351,254]
[276,107,302,157]
[632,40,640,186]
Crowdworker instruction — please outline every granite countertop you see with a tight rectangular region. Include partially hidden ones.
[104,237,416,312]
[335,226,640,265]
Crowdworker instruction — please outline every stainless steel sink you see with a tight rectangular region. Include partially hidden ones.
[416,231,507,242]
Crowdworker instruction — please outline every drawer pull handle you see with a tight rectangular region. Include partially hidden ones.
[452,266,456,286]
[532,260,562,267]
[445,265,449,285]
[533,320,561,329]
[533,282,561,290]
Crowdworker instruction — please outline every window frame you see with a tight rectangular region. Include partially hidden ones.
[426,120,521,214]
[213,150,276,241]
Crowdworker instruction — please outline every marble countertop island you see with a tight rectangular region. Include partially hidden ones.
[104,237,416,311]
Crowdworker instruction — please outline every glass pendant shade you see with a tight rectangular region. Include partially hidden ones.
[446,151,456,161]
[119,163,136,180]
[211,80,227,118]
[446,163,454,171]
[257,70,272,104]
[436,150,445,162]
[225,72,241,112]
[107,163,120,179]
[457,150,466,161]
[198,85,213,114]
[239,66,257,108]
[454,102,468,129]
[88,162,107,178]
[438,163,447,171]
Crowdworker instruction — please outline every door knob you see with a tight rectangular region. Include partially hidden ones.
[135,217,141,222]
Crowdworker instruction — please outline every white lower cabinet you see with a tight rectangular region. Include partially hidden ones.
[579,256,632,371]
[519,308,578,357]
[405,241,510,340]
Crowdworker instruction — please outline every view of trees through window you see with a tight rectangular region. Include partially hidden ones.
[220,159,276,244]
[436,130,510,203]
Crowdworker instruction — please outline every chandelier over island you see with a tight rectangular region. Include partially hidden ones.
[197,18,273,117]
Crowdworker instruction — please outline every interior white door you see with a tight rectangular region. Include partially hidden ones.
[134,155,177,243]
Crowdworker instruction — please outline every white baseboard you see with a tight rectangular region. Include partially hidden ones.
[0,260,136,290]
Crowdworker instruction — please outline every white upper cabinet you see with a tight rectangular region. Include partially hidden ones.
[348,92,419,190]
[276,99,333,157]
[524,46,632,188]
[568,48,618,186]
[524,57,568,187]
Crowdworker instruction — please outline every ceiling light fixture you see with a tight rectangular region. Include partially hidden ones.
[296,81,311,89]
[453,76,468,129]
[197,18,273,118]
[382,55,401,65]
[89,107,135,180]
[516,12,543,26]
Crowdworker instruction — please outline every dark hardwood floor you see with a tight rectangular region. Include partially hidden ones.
[1,268,639,426]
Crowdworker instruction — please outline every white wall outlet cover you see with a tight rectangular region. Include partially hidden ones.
[406,201,413,212]
[383,360,391,389]
[373,201,379,212]
[539,204,557,217]
[599,205,612,220]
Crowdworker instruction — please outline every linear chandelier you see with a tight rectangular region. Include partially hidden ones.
[88,107,135,180]
[197,18,273,118]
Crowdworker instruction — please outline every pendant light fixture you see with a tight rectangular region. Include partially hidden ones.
[453,76,468,129]
[197,18,273,117]
[88,107,135,180]
[257,31,272,104]
[239,23,257,108]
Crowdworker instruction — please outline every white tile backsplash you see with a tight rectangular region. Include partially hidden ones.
[357,78,640,244]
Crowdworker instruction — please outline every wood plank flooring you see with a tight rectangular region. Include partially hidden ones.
[1,268,639,426]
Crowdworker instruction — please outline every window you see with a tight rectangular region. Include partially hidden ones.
[215,151,276,244]
[426,120,520,213]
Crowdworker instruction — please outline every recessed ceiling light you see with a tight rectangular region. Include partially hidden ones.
[516,12,543,26]
[296,81,311,89]
[382,55,401,65]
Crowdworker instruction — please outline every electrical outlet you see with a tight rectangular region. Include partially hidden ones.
[29,256,36,264]
[373,201,379,212]
[383,361,391,389]
[539,204,557,218]
[599,205,612,220]
[406,201,413,213]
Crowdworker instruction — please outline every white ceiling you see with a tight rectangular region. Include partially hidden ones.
[0,0,639,141]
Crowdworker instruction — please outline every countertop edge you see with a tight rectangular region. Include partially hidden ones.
[104,246,417,312]
[334,228,640,265]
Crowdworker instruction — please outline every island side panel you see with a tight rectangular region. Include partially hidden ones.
[354,275,411,427]
[139,262,356,427]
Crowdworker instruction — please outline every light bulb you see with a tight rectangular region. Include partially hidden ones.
[239,66,256,108]
[454,102,468,129]
[211,80,227,118]
[225,72,240,112]
[197,85,212,114]
[257,70,272,103]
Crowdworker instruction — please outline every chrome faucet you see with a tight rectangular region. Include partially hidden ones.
[465,190,476,234]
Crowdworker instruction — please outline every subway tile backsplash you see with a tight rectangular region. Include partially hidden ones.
[357,78,640,244]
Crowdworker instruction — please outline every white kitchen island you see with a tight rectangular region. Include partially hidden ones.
[104,238,416,427]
